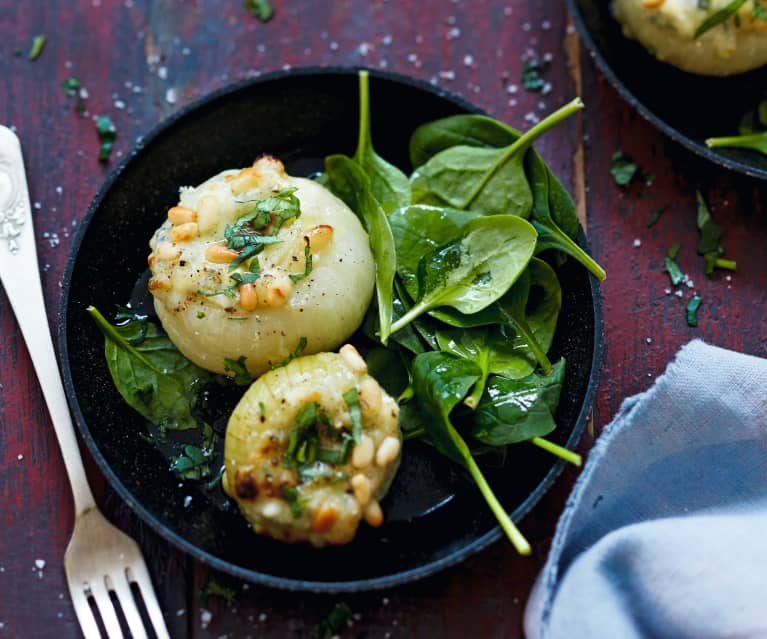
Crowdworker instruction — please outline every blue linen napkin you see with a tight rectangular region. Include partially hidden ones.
[524,339,767,639]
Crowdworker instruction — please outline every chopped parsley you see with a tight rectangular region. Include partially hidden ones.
[342,387,363,444]
[696,190,736,275]
[196,310,206,319]
[290,236,313,283]
[258,401,266,418]
[171,444,212,480]
[28,35,46,60]
[521,59,548,92]
[243,0,275,22]
[312,603,354,639]
[280,484,304,518]
[609,151,640,187]
[268,336,308,369]
[224,356,253,386]
[199,577,237,607]
[646,205,668,228]
[62,76,81,98]
[96,115,117,162]
[664,243,686,286]
[686,294,702,327]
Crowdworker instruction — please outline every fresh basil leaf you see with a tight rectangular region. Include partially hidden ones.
[694,0,746,38]
[88,306,211,431]
[268,336,308,370]
[353,71,411,213]
[342,387,363,444]
[224,355,253,386]
[324,154,396,344]
[470,359,565,446]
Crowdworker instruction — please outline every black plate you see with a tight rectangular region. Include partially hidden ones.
[59,67,602,592]
[568,0,767,180]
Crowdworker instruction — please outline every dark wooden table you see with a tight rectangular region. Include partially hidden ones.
[2,1,766,637]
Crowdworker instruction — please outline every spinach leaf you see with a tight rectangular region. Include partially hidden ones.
[409,113,579,239]
[694,0,746,37]
[389,215,538,334]
[353,71,411,213]
[88,306,211,431]
[411,351,530,554]
[410,98,583,218]
[470,359,565,446]
[365,346,410,398]
[325,154,396,344]
[525,151,606,280]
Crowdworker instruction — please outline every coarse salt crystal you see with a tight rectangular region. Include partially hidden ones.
[674,290,683,298]
[258,613,267,622]
[446,27,460,40]
[165,88,178,104]
[35,559,45,570]
[17,454,23,461]
[633,238,641,247]
[463,54,474,66]
[157,66,168,80]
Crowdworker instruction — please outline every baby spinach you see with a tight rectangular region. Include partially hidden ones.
[411,351,531,554]
[525,150,606,280]
[353,71,411,213]
[88,306,211,431]
[389,215,538,334]
[471,359,565,446]
[324,154,396,344]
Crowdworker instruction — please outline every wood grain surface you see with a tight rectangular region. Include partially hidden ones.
[0,1,765,638]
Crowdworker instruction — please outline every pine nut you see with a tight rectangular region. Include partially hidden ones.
[196,195,220,234]
[170,222,198,242]
[641,0,664,6]
[147,254,156,267]
[352,435,374,468]
[363,499,383,527]
[256,273,292,307]
[147,277,171,292]
[308,224,334,252]
[339,344,367,375]
[311,504,339,533]
[205,244,239,263]
[230,167,261,195]
[376,436,401,467]
[350,473,371,506]
[168,205,197,225]
[359,377,382,416]
[239,282,259,311]
[155,242,180,261]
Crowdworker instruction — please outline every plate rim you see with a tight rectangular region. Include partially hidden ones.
[58,65,604,592]
[566,0,767,181]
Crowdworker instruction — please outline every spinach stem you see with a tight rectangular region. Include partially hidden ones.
[464,453,531,555]
[403,427,425,441]
[538,224,606,281]
[354,70,371,163]
[509,316,552,375]
[390,301,427,335]
[462,97,584,209]
[705,132,767,156]
[464,365,489,409]
[531,436,582,466]
[86,305,162,373]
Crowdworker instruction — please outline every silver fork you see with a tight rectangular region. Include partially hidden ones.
[0,126,171,639]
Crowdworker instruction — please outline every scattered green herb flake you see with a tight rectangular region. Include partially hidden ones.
[715,257,737,271]
[668,243,681,260]
[754,2,767,19]
[171,444,212,480]
[695,190,734,276]
[280,484,304,518]
[28,35,46,60]
[342,387,363,444]
[199,577,237,607]
[694,0,747,38]
[224,355,253,386]
[258,401,266,419]
[646,205,668,228]
[521,59,548,92]
[686,294,702,327]
[284,402,320,465]
[609,150,639,187]
[290,237,313,283]
[312,603,354,639]
[268,336,308,369]
[96,115,116,162]
[698,0,710,8]
[243,0,274,22]
[62,76,81,97]
[196,311,206,319]
[664,244,686,286]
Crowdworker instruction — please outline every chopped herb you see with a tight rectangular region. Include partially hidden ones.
[171,444,212,480]
[312,602,354,639]
[199,577,237,607]
[298,462,346,483]
[316,434,353,465]
[28,35,46,60]
[280,484,304,518]
[646,204,668,228]
[196,311,206,319]
[285,402,320,464]
[698,0,710,8]
[62,76,81,98]
[694,0,747,38]
[224,355,253,386]
[342,387,363,444]
[609,150,641,187]
[521,59,548,92]
[290,237,313,283]
[258,401,266,419]
[695,190,735,275]
[686,294,702,327]
[96,115,116,162]
[243,0,274,22]
[268,336,308,369]
[754,2,767,19]
[664,243,686,286]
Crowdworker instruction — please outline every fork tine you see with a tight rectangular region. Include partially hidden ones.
[108,574,148,639]
[128,563,171,639]
[90,579,125,639]
[68,583,103,639]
